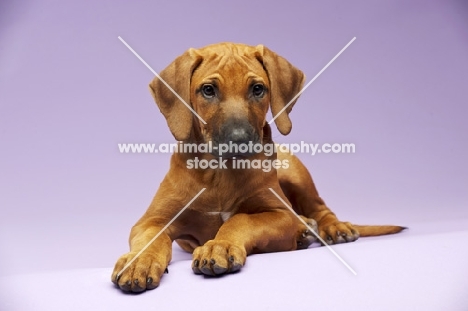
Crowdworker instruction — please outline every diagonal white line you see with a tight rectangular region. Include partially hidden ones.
[117,36,207,125]
[268,37,356,125]
[268,188,357,276]
[117,188,206,278]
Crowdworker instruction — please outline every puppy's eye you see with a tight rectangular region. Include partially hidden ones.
[252,84,265,97]
[201,84,216,98]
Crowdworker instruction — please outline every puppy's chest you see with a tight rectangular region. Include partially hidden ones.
[205,211,234,222]
[199,192,244,222]
[197,170,266,221]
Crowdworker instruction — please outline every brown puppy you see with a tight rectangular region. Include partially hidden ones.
[112,43,404,292]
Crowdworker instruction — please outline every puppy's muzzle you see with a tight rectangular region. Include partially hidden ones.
[212,119,260,158]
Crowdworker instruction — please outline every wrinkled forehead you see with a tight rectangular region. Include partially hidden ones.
[191,44,268,86]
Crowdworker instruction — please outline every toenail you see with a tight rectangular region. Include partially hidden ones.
[327,236,332,241]
[297,241,303,246]
[194,259,199,267]
[147,277,153,284]
[134,279,139,285]
[164,267,169,274]
[210,259,216,265]
[229,256,235,263]
[126,280,131,286]
[202,259,207,266]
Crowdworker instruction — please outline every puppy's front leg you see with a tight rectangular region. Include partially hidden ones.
[192,211,297,276]
[112,220,172,292]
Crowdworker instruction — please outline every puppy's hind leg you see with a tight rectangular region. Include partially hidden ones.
[278,152,359,245]
[295,215,319,249]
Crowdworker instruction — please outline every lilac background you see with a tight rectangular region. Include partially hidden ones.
[1,0,467,282]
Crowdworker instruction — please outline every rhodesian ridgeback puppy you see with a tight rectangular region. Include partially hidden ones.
[112,43,405,292]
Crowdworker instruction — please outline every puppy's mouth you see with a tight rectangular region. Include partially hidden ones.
[211,138,262,158]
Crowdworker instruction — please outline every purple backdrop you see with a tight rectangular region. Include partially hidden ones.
[1,0,467,278]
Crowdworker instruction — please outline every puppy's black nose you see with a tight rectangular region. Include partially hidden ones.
[212,118,260,158]
[227,127,250,144]
[219,118,256,145]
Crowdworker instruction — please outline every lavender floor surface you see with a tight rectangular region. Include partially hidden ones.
[1,220,467,311]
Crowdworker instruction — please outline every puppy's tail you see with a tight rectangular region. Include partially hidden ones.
[352,224,407,237]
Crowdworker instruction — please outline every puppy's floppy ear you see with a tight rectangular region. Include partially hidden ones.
[149,48,202,141]
[255,45,305,135]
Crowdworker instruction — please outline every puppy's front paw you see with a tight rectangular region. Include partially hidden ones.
[111,252,167,293]
[192,240,246,276]
[320,221,359,245]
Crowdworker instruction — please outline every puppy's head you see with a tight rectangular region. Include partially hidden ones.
[149,43,304,158]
